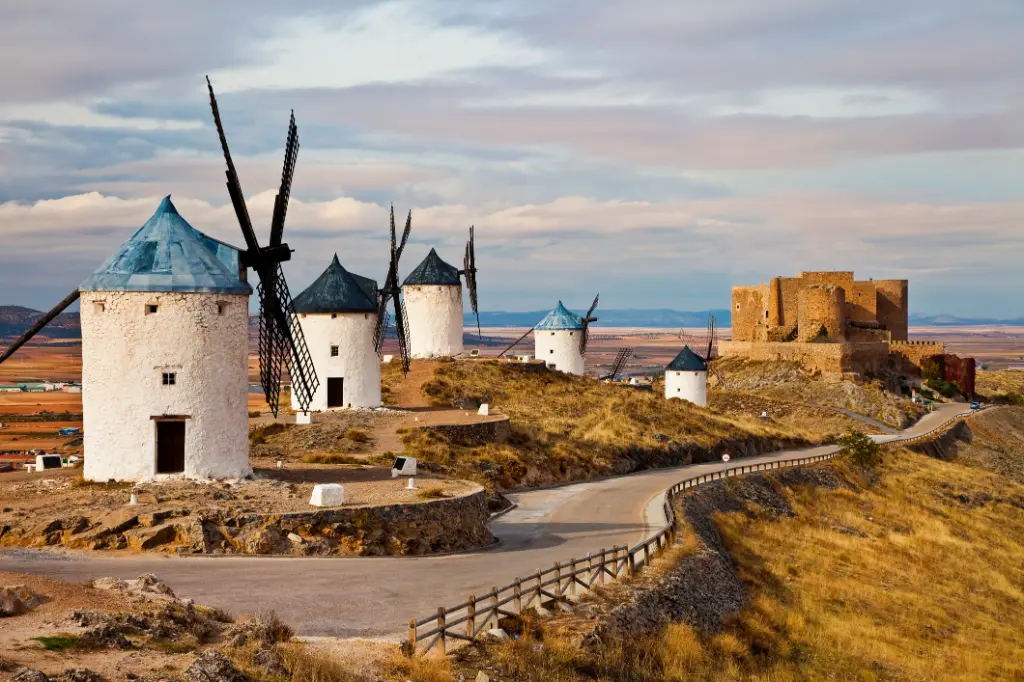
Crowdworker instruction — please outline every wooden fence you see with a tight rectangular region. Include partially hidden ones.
[406,408,982,655]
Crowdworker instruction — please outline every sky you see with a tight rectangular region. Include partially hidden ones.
[1,0,1022,317]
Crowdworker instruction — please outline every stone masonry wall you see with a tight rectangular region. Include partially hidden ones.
[797,285,845,342]
[731,286,768,342]
[719,340,889,378]
[417,416,511,446]
[889,341,945,374]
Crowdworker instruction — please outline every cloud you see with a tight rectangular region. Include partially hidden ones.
[3,190,1022,317]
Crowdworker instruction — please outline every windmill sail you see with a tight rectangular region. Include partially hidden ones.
[0,290,81,366]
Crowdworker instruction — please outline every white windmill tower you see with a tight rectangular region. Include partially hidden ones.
[0,79,322,481]
[530,296,599,376]
[664,317,716,407]
[402,228,481,359]
[292,255,380,411]
[0,196,254,481]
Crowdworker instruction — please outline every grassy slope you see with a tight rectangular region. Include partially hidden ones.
[404,360,831,490]
[976,369,1024,404]
[713,357,928,429]
[956,406,1024,484]
[426,412,1024,682]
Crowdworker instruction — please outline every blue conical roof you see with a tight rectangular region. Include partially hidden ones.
[666,345,707,371]
[292,254,378,313]
[535,301,583,330]
[79,196,250,295]
[403,248,461,286]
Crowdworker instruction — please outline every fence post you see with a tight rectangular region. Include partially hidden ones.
[467,595,475,641]
[408,619,416,655]
[644,541,651,567]
[514,578,522,614]
[599,549,607,585]
[437,608,446,655]
[628,547,636,576]
[535,570,543,607]
[569,559,577,598]
[555,562,563,599]
[490,587,498,630]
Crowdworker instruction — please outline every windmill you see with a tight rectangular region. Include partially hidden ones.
[206,76,318,417]
[600,347,634,381]
[460,226,481,340]
[374,206,412,374]
[578,294,600,356]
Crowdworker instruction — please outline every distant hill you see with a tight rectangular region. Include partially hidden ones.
[909,313,1024,326]
[469,308,732,328]
[0,305,81,339]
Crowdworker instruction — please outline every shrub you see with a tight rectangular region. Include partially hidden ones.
[417,487,449,500]
[301,453,364,465]
[837,430,882,469]
[344,428,371,444]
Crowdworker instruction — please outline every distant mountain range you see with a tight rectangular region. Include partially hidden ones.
[2,305,1023,341]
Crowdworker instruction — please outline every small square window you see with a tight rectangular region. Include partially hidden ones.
[217,304,225,315]
[331,313,337,319]
[330,346,339,357]
[146,304,159,315]
[162,372,176,386]
[549,349,554,354]
[569,332,574,336]
[94,302,105,313]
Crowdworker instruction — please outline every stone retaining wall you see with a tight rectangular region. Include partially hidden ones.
[416,416,511,446]
[1,487,494,557]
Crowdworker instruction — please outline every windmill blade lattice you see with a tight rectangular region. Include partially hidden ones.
[498,326,534,358]
[374,206,412,373]
[207,76,319,416]
[461,226,481,340]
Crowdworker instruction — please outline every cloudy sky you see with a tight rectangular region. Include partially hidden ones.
[2,1,1022,317]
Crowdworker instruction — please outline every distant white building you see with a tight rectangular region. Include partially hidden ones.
[78,196,252,481]
[534,301,585,376]
[292,255,381,411]
[403,248,464,358]
[664,346,708,407]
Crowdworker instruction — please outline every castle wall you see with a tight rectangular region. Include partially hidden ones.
[846,281,879,324]
[798,271,854,287]
[889,340,945,374]
[874,280,909,341]
[719,340,888,378]
[731,286,768,342]
[942,355,976,399]
[798,285,846,342]
[80,290,250,482]
[779,277,801,327]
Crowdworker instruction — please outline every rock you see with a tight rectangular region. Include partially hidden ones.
[1,585,41,616]
[251,649,287,677]
[124,524,181,551]
[79,624,133,650]
[309,484,344,507]
[475,672,490,682]
[54,669,108,682]
[11,669,50,682]
[224,613,293,648]
[531,605,552,618]
[484,628,508,641]
[184,651,252,682]
[287,532,304,544]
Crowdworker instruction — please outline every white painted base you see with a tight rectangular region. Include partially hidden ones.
[404,284,464,358]
[665,370,708,406]
[296,411,312,424]
[478,403,489,416]
[309,483,345,507]
[534,329,585,375]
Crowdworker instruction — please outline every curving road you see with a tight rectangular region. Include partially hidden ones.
[0,403,968,639]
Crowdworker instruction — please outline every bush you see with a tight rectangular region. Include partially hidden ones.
[837,430,882,469]
[926,378,962,399]
[344,428,371,443]
[921,359,941,382]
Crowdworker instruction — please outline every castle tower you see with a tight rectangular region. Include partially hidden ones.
[798,284,846,342]
[534,301,585,375]
[403,248,464,358]
[291,255,380,411]
[873,279,909,341]
[664,346,708,406]
[78,197,251,481]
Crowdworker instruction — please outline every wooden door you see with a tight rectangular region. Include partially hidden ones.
[327,377,344,408]
[156,421,186,473]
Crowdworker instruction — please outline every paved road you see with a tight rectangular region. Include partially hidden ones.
[0,403,968,639]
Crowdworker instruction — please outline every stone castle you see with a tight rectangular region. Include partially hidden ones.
[719,271,974,396]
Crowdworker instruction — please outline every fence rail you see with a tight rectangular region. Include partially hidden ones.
[406,407,982,655]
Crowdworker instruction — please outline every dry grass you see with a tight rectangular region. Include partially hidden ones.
[955,406,1024,484]
[976,369,1024,405]
[416,486,449,500]
[450,437,1024,681]
[714,357,927,428]
[406,360,814,490]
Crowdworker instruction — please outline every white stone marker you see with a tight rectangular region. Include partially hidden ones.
[478,403,490,416]
[296,411,312,425]
[309,483,345,507]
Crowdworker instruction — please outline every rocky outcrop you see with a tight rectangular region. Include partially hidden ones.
[184,652,251,682]
[417,417,511,446]
[1,585,42,617]
[1,490,494,557]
